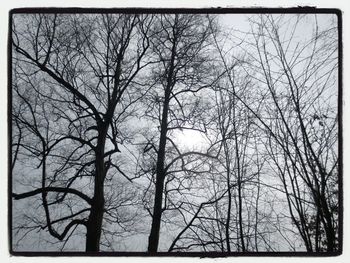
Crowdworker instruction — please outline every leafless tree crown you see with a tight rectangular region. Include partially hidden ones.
[11,12,340,253]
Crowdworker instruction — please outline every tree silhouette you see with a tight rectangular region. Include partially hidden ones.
[11,12,340,254]
[12,13,154,251]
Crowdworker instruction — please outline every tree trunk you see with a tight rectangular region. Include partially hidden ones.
[147,91,170,252]
[233,116,245,252]
[148,27,177,252]
[85,132,106,252]
[85,196,104,252]
[224,142,232,252]
[147,173,166,252]
[320,195,336,251]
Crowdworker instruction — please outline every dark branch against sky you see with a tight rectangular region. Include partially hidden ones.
[9,11,340,255]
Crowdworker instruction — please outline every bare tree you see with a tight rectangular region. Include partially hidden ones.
[11,12,339,254]
[11,13,154,251]
[237,14,339,251]
[138,14,218,252]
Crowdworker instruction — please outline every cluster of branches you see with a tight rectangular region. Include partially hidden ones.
[11,13,339,253]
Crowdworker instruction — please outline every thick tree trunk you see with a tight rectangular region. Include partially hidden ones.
[85,195,104,252]
[148,92,170,252]
[320,196,336,251]
[85,133,107,252]
[315,208,321,251]
[148,28,177,252]
[148,172,166,252]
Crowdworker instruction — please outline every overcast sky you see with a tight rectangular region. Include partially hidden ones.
[0,1,348,262]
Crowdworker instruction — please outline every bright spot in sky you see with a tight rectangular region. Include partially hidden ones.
[173,129,208,151]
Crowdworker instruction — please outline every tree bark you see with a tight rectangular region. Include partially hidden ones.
[147,19,178,251]
[320,194,336,251]
[85,195,104,252]
[85,129,107,252]
[147,97,170,252]
[147,88,171,252]
[224,142,232,252]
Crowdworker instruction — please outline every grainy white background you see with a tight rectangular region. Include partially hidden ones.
[1,0,348,263]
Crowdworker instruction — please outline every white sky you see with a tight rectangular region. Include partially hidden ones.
[1,1,350,263]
